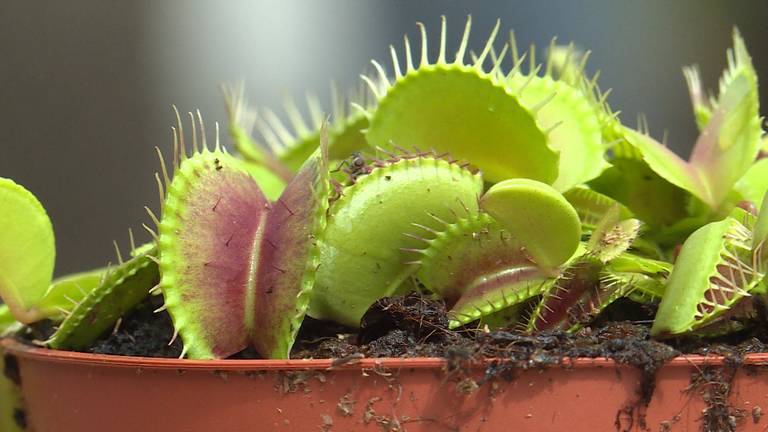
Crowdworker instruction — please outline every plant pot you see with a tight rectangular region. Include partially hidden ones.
[4,338,768,431]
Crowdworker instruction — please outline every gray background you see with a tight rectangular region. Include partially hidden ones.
[1,1,767,274]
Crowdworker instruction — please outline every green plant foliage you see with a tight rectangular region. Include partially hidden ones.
[156,112,330,359]
[480,178,581,271]
[0,178,56,324]
[3,18,768,359]
[36,269,104,320]
[0,306,22,432]
[0,180,150,328]
[505,46,606,191]
[651,216,761,336]
[224,82,370,173]
[563,187,633,232]
[589,141,691,231]
[624,31,761,210]
[48,248,159,350]
[413,212,553,328]
[364,17,558,184]
[309,151,484,327]
[585,205,642,263]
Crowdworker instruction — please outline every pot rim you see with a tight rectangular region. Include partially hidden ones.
[4,338,768,371]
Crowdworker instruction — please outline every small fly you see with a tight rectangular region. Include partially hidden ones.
[337,152,373,184]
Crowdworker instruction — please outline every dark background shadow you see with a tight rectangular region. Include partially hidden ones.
[1,0,766,274]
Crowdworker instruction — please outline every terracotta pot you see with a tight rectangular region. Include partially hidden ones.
[3,338,768,432]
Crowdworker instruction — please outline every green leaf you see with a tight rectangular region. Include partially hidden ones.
[364,17,558,184]
[625,31,761,209]
[412,212,552,328]
[480,178,581,271]
[753,191,768,250]
[651,216,760,336]
[0,178,56,323]
[623,128,708,203]
[589,142,690,229]
[34,268,105,321]
[309,153,484,327]
[586,205,642,263]
[733,158,768,207]
[507,74,607,191]
[48,251,159,350]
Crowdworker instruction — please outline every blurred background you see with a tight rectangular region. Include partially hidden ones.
[1,0,767,274]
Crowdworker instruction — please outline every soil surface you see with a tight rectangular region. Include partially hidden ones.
[73,293,768,362]
[88,295,183,358]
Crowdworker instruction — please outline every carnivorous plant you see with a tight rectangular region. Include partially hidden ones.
[0,17,765,362]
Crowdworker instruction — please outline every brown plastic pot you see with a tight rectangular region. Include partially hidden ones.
[4,338,768,432]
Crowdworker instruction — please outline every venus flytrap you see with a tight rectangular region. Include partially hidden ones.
[527,205,670,332]
[1,17,767,366]
[502,39,607,191]
[47,246,158,350]
[611,31,762,214]
[224,80,372,173]
[362,17,559,184]
[308,149,484,327]
[0,179,151,329]
[651,209,762,337]
[0,178,160,355]
[414,179,616,329]
[153,111,330,359]
[0,178,56,323]
[580,32,764,256]
[413,211,557,329]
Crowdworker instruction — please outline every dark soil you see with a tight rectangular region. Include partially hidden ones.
[75,293,768,364]
[88,294,183,358]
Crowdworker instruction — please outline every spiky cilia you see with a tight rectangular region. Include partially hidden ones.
[224,81,371,173]
[363,16,559,184]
